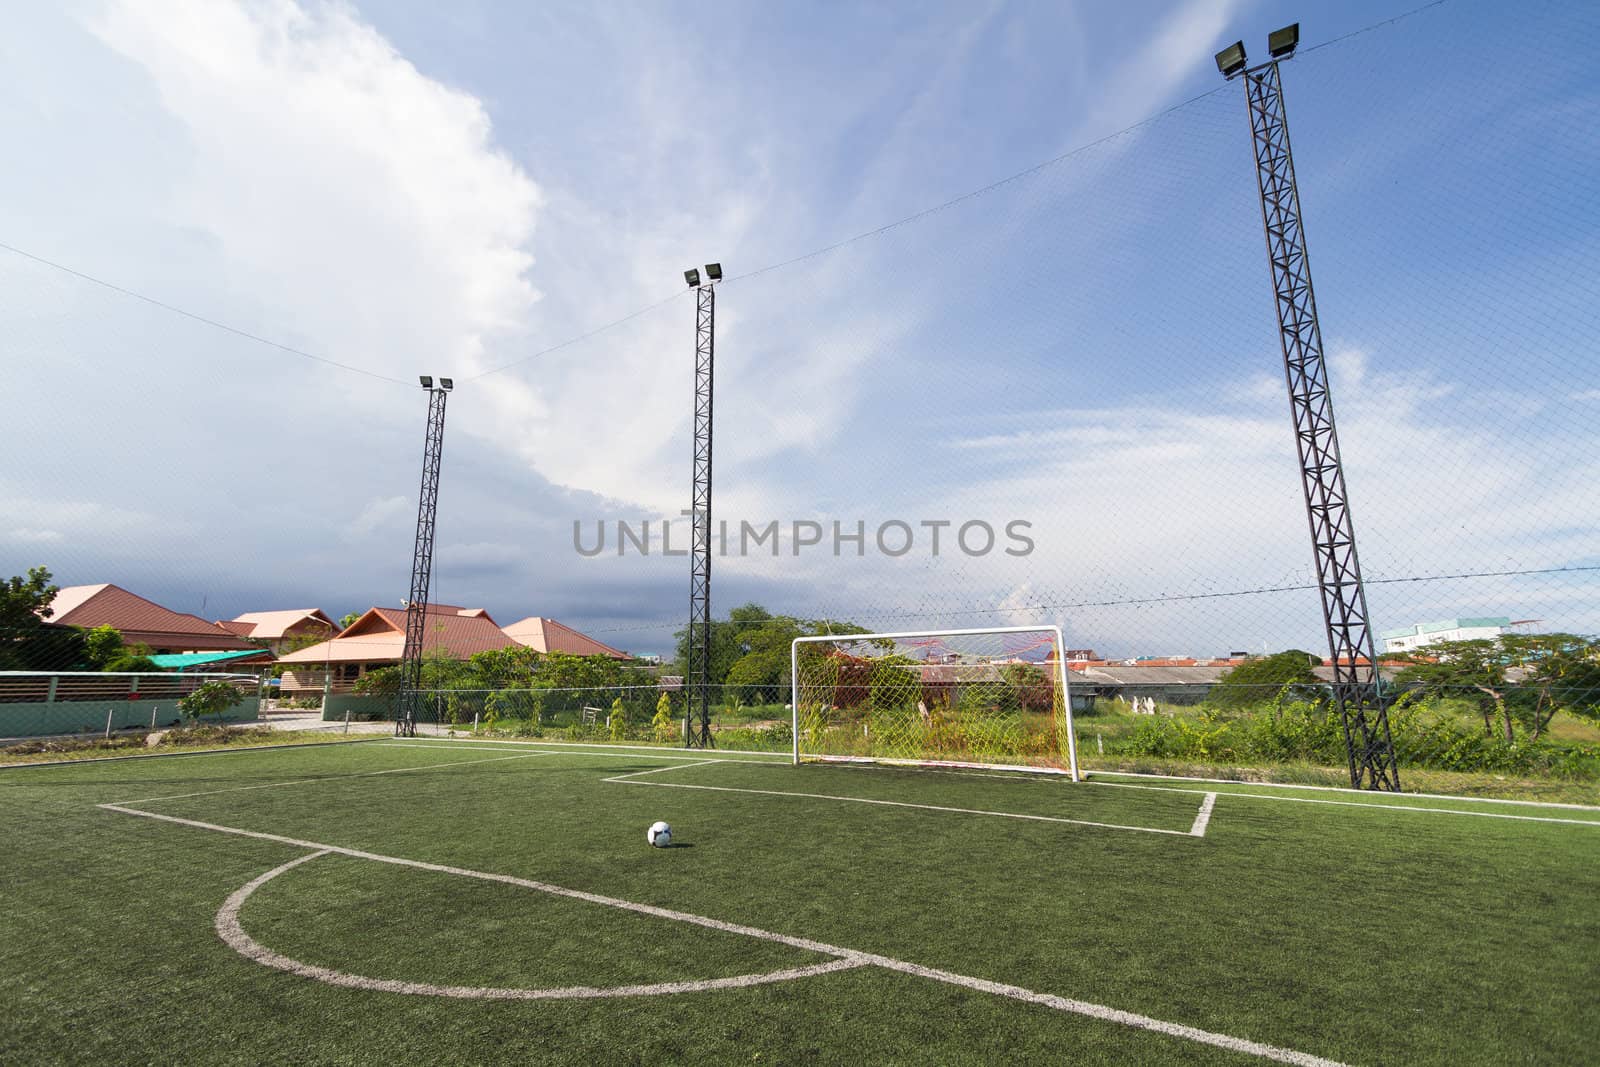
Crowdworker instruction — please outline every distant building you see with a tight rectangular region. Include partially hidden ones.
[1380,617,1513,654]
[275,605,629,693]
[218,609,337,656]
[42,584,256,654]
[275,604,515,693]
[500,617,629,659]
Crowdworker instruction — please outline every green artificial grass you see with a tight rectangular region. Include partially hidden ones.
[2,739,1596,1065]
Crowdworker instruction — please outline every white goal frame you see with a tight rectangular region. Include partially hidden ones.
[791,625,1080,781]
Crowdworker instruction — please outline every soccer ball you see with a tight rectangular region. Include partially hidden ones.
[647,821,672,848]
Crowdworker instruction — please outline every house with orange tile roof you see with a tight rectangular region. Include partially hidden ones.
[501,616,629,659]
[43,584,256,654]
[218,609,337,656]
[276,603,517,692]
[276,605,632,693]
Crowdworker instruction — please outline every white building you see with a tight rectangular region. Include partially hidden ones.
[1380,617,1512,654]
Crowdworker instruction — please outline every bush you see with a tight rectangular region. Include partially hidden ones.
[179,681,244,721]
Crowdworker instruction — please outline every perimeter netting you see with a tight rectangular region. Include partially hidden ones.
[791,627,1079,777]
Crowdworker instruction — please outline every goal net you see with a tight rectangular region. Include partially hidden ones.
[791,626,1079,778]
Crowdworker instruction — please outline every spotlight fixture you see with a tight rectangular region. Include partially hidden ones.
[1268,23,1299,58]
[419,375,433,388]
[1215,40,1247,77]
[704,263,722,282]
[684,268,701,288]
[439,378,454,391]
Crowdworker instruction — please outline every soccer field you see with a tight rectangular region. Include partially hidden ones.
[3,740,1597,1065]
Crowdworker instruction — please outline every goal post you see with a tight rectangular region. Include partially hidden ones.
[790,626,1080,780]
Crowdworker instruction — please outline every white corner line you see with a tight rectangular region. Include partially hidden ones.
[1189,794,1217,837]
[106,801,1345,1067]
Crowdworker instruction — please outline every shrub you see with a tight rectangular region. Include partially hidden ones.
[652,692,678,743]
[178,681,243,722]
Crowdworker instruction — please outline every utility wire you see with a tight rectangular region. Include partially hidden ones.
[0,241,411,386]
[462,0,1458,380]
[0,0,1453,390]
[566,562,1600,637]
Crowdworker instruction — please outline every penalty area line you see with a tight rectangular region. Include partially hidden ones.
[110,751,556,805]
[103,801,1343,1066]
[604,761,1200,837]
[1088,779,1600,828]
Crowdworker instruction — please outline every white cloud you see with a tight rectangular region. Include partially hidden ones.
[6,528,64,544]
[343,495,409,542]
[84,0,542,381]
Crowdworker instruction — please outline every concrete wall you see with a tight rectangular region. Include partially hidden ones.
[323,693,392,722]
[0,697,260,739]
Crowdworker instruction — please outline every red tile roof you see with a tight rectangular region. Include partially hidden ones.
[224,609,336,640]
[501,616,629,659]
[43,584,255,652]
[279,604,514,665]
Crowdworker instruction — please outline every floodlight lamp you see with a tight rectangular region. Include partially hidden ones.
[1215,40,1247,77]
[704,263,722,281]
[1268,23,1299,58]
[684,268,701,287]
[439,377,454,391]
[419,375,433,388]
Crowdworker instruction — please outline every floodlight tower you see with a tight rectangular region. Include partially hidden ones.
[684,263,721,748]
[1217,25,1400,790]
[395,375,453,738]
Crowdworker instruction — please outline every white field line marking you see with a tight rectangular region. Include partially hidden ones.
[114,751,554,805]
[385,736,791,760]
[1086,779,1600,828]
[106,802,1344,1067]
[603,760,722,782]
[607,774,1195,837]
[804,762,1217,838]
[1088,769,1600,811]
[373,742,780,765]
[216,850,868,1000]
[0,737,383,771]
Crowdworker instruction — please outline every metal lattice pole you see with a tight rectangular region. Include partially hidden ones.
[1240,59,1400,791]
[686,283,716,748]
[396,381,450,738]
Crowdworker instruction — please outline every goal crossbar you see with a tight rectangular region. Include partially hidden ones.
[790,625,1080,780]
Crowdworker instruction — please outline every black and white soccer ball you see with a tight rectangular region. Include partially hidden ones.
[647,820,672,848]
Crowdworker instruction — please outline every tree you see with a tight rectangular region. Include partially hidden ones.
[0,566,83,670]
[1501,633,1600,737]
[673,603,869,700]
[652,691,677,743]
[78,625,156,672]
[1390,638,1538,742]
[609,696,626,741]
[339,612,361,630]
[178,680,243,722]
[1211,650,1323,711]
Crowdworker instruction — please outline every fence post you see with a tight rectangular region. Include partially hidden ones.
[473,711,480,734]
[344,707,351,734]
[150,707,157,730]
[47,675,58,704]
[105,708,114,739]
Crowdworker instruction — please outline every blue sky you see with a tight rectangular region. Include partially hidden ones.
[1,0,1597,659]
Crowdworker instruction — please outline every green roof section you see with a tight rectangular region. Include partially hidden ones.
[147,650,269,671]
[1379,618,1512,640]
